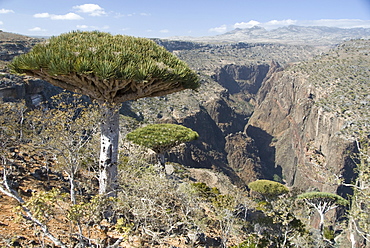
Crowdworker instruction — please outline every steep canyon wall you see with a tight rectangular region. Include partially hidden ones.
[247,70,356,193]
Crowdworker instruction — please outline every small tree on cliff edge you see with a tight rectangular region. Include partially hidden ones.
[248,179,289,201]
[297,191,348,236]
[10,31,200,196]
[126,123,199,168]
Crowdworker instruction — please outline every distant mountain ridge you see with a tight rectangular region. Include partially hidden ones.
[169,25,370,45]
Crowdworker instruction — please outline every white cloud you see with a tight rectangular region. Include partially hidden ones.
[209,24,227,33]
[29,27,46,32]
[160,29,169,33]
[73,4,106,16]
[34,12,83,20]
[0,21,3,25]
[0,8,14,14]
[52,13,83,20]
[233,20,261,29]
[267,19,296,25]
[34,13,50,18]
[265,19,297,28]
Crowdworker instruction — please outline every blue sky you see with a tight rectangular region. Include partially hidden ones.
[0,0,370,38]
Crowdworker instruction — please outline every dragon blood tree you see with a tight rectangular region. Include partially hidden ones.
[248,179,289,201]
[126,123,199,168]
[10,31,199,196]
[297,191,348,235]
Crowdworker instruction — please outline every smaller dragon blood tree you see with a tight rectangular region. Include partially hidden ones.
[126,123,199,167]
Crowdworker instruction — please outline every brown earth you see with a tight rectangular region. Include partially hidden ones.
[0,146,111,247]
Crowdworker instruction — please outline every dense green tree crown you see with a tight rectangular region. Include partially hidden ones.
[9,31,200,103]
[126,123,199,154]
[248,179,289,197]
[297,192,348,206]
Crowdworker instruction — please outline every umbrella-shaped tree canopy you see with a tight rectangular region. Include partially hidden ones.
[297,191,348,234]
[248,179,289,199]
[126,123,199,155]
[297,192,348,207]
[9,30,200,104]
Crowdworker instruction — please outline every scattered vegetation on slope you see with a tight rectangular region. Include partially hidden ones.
[290,39,370,138]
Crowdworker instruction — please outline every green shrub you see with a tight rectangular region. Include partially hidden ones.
[323,226,335,241]
[191,182,220,199]
[248,179,289,199]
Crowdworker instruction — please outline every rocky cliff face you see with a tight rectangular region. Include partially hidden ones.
[212,64,270,98]
[246,40,370,194]
[128,85,257,186]
[0,31,42,67]
[0,32,61,107]
[247,71,354,192]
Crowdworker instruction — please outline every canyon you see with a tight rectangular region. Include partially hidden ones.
[0,29,367,195]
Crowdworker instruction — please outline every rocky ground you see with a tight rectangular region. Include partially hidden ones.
[0,146,68,247]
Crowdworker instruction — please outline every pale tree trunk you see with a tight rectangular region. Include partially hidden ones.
[349,217,357,248]
[99,104,120,197]
[318,211,325,236]
[68,174,76,204]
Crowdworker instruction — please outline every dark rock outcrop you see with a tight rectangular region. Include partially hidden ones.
[0,32,61,107]
[203,95,247,135]
[0,74,63,107]
[167,105,247,186]
[225,132,262,184]
[212,64,270,96]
